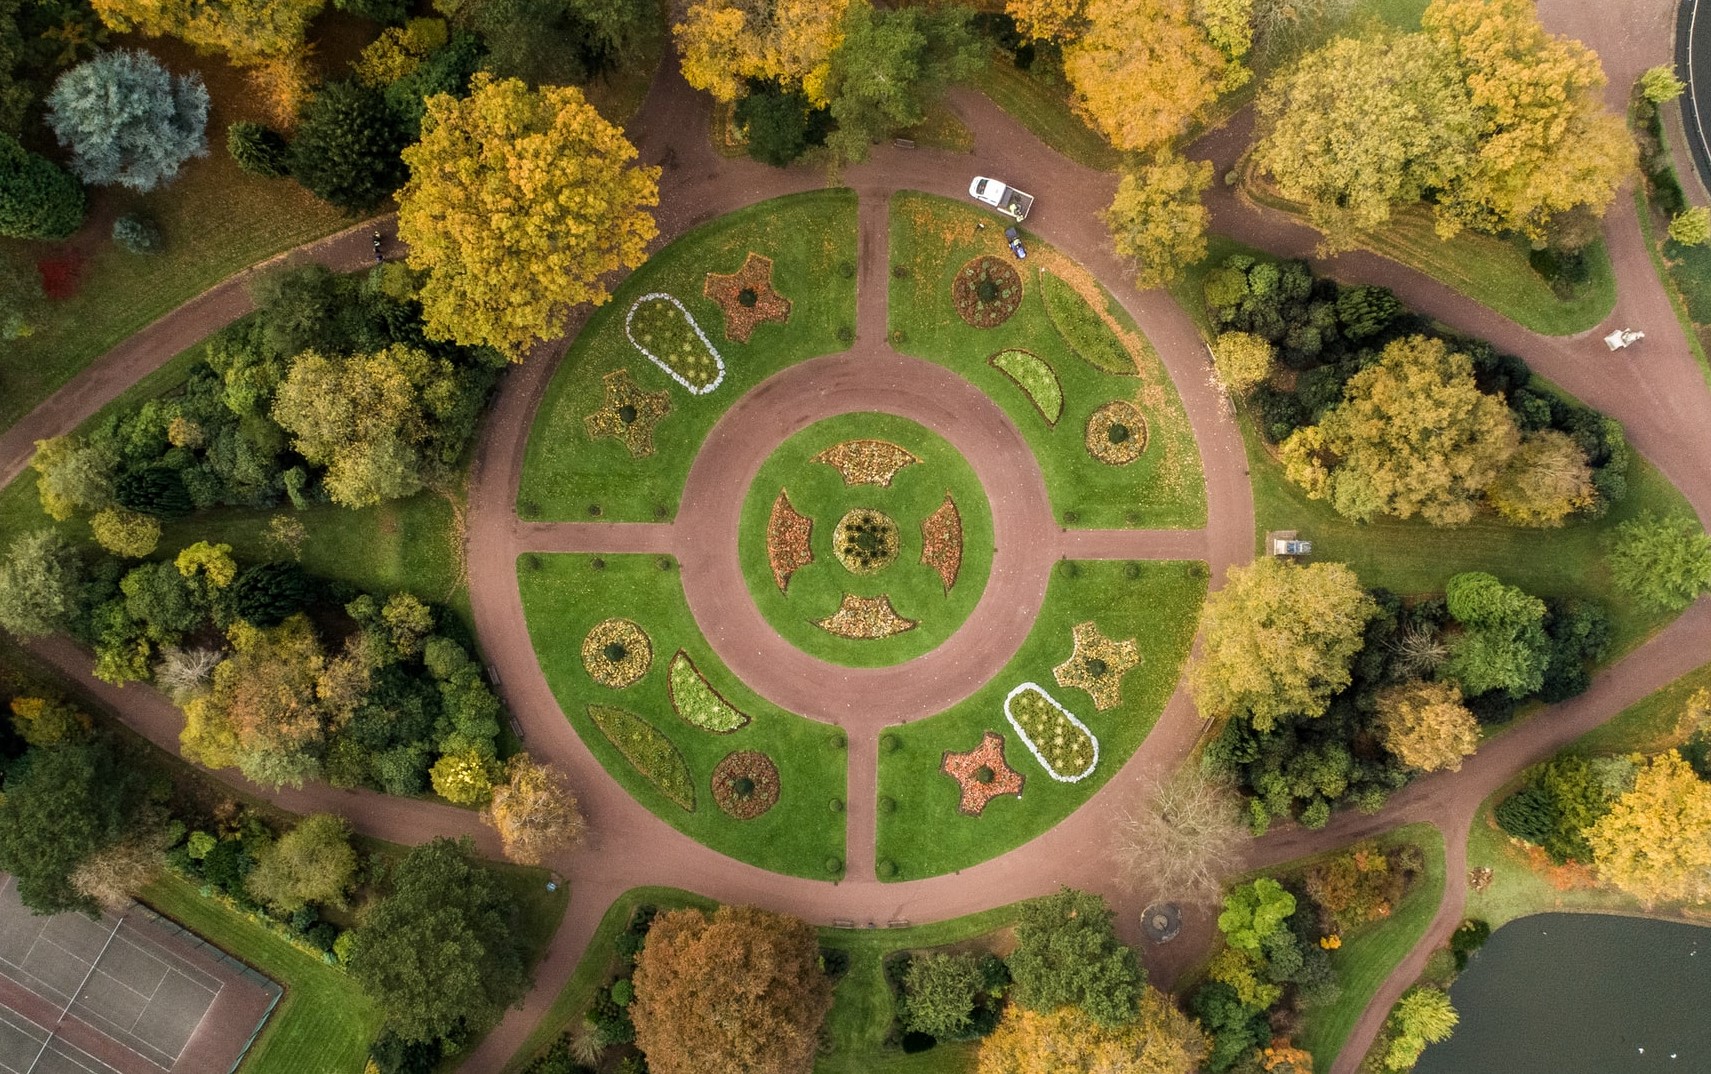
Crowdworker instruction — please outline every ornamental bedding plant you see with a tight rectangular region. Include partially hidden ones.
[667,651,750,732]
[920,494,964,592]
[766,490,814,591]
[1004,683,1099,782]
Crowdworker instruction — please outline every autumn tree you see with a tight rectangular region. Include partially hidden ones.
[89,0,325,67]
[397,74,660,360]
[10,696,91,747]
[31,435,116,520]
[1114,768,1246,906]
[1374,679,1479,772]
[1421,0,1634,244]
[1606,511,1711,612]
[1586,750,1711,907]
[0,529,86,638]
[675,0,851,105]
[1253,31,1474,250]
[1279,335,1520,524]
[182,615,328,788]
[631,904,833,1074]
[90,507,161,558]
[1383,987,1458,1070]
[1063,0,1243,154]
[245,813,358,912]
[1640,64,1686,103]
[1008,888,1142,1026]
[1005,0,1086,41]
[1189,557,1376,730]
[1442,571,1550,699]
[70,840,162,912]
[822,3,982,163]
[1486,429,1594,527]
[977,986,1209,1074]
[1211,331,1274,394]
[483,753,586,865]
[1104,153,1212,288]
[1669,206,1711,247]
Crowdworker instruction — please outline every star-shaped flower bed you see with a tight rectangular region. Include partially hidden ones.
[940,731,1024,816]
[584,369,671,458]
[1053,621,1141,711]
[704,252,792,342]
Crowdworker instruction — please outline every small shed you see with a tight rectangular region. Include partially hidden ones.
[1266,530,1312,557]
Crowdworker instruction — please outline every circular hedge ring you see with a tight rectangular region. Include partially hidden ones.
[952,256,1023,328]
[581,618,653,687]
[1086,401,1148,465]
[711,750,781,819]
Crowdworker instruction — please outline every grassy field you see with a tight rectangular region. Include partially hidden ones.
[1635,187,1711,387]
[517,554,847,877]
[142,873,382,1074]
[737,413,995,667]
[888,193,1206,529]
[1294,825,1447,1074]
[519,190,859,522]
[969,58,1119,172]
[875,559,1205,879]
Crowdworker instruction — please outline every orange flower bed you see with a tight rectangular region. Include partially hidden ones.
[814,594,917,639]
[704,252,792,342]
[813,439,921,487]
[920,493,963,593]
[940,731,1024,816]
[766,490,813,592]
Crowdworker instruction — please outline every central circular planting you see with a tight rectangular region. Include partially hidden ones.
[832,509,900,574]
[738,412,995,668]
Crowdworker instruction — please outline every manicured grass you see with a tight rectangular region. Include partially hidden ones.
[737,413,995,667]
[517,554,847,877]
[888,193,1206,529]
[969,57,1119,172]
[1242,181,1615,336]
[141,873,382,1074]
[875,560,1206,879]
[900,102,975,154]
[1241,411,1690,657]
[1635,186,1711,388]
[519,191,859,522]
[1571,660,1711,757]
[1294,825,1447,1074]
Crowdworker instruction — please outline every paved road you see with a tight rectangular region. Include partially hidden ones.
[10,4,1711,1071]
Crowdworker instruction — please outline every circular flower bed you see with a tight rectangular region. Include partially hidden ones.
[833,509,900,574]
[711,750,781,819]
[1086,401,1148,465]
[581,618,652,687]
[952,256,1023,328]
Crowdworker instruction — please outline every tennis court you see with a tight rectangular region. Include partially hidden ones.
[0,1008,120,1074]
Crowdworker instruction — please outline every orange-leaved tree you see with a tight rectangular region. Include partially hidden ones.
[675,0,852,105]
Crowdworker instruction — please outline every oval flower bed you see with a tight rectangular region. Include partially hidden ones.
[625,293,726,395]
[1086,400,1148,465]
[952,256,1022,328]
[711,750,780,819]
[581,619,652,687]
[989,349,1064,425]
[587,703,696,810]
[668,651,750,733]
[1003,683,1099,782]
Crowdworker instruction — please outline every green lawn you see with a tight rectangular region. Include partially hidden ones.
[969,57,1120,172]
[737,413,995,667]
[142,873,382,1074]
[875,559,1206,879]
[518,190,859,522]
[888,193,1206,529]
[1635,188,1711,387]
[517,554,847,877]
[1294,825,1447,1074]
[1242,412,1690,656]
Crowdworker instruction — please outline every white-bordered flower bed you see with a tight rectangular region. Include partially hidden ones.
[1003,682,1099,782]
[625,293,726,395]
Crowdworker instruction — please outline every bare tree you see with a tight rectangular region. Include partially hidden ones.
[153,645,222,702]
[1115,769,1247,907]
[69,840,162,913]
[1387,621,1449,679]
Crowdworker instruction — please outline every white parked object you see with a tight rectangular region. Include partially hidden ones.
[968,176,1034,221]
[1604,328,1645,350]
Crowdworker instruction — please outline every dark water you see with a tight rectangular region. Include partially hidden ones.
[1415,914,1711,1074]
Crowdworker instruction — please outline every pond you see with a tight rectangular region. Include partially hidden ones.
[1416,914,1711,1074]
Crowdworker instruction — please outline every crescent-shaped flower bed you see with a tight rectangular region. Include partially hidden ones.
[1052,621,1141,711]
[1003,682,1099,782]
[581,618,652,687]
[703,252,792,342]
[584,369,672,458]
[668,651,750,733]
[625,293,726,395]
[940,731,1024,816]
[989,349,1064,425]
[813,439,921,487]
[814,593,918,639]
[587,703,696,811]
[952,255,1022,328]
[766,490,814,592]
[1086,400,1148,465]
[711,750,781,819]
[920,493,964,592]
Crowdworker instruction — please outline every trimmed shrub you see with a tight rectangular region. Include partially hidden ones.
[112,213,163,254]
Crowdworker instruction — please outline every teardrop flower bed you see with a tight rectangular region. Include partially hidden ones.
[1003,682,1099,782]
[581,618,652,687]
[1086,400,1148,465]
[625,293,726,394]
[587,703,696,810]
[668,651,750,732]
[711,750,781,819]
[952,255,1023,328]
[989,349,1064,425]
[766,490,814,592]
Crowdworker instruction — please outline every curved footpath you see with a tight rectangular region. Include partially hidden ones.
[8,3,1711,1069]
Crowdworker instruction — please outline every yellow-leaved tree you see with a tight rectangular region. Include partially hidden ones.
[1104,153,1213,289]
[675,0,852,106]
[398,75,660,361]
[89,0,324,66]
[1006,0,1088,41]
[483,753,586,864]
[977,986,1209,1074]
[1586,750,1711,908]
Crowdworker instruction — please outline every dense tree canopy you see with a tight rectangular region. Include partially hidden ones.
[1374,679,1479,772]
[1007,888,1142,1026]
[1442,571,1550,699]
[244,812,358,912]
[1486,429,1594,527]
[632,904,833,1074]
[0,131,85,239]
[1210,331,1274,394]
[397,74,660,360]
[822,2,982,163]
[46,50,208,192]
[1190,557,1377,730]
[1586,750,1711,907]
[1607,511,1711,612]
[482,754,585,865]
[901,953,986,1040]
[0,529,86,638]
[90,0,325,65]
[1279,335,1520,524]
[288,79,409,212]
[977,986,1208,1074]
[1104,153,1213,289]
[675,0,851,105]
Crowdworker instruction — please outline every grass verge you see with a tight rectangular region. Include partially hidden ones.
[968,57,1119,172]
[519,190,859,522]
[875,559,1206,879]
[517,554,847,877]
[888,192,1206,529]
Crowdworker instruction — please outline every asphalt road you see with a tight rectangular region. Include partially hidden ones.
[1676,0,1711,194]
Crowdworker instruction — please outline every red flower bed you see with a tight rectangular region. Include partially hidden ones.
[766,490,813,592]
[920,493,963,592]
[940,732,1024,816]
